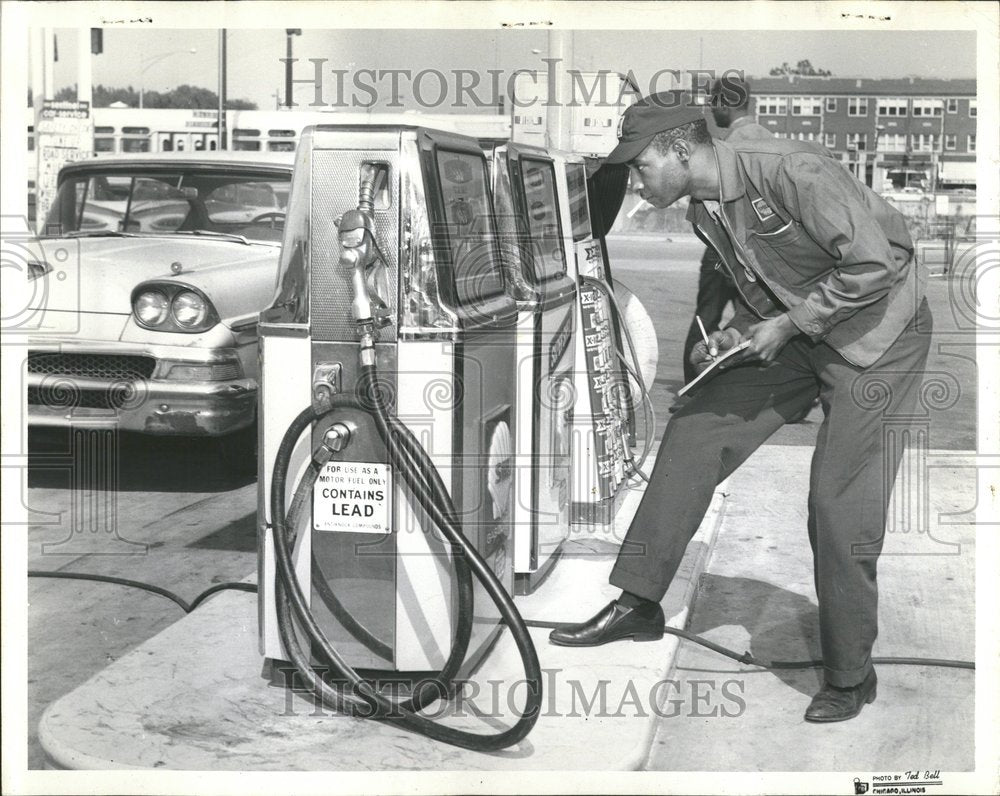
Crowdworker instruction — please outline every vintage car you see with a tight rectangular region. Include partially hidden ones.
[25,152,295,472]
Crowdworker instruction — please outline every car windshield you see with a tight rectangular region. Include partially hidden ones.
[40,167,291,243]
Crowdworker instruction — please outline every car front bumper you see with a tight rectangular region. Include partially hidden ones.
[27,372,258,436]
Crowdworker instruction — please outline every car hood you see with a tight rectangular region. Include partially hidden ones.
[28,235,281,318]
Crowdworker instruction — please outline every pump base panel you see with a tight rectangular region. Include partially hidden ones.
[513,545,563,596]
[570,484,629,527]
[38,460,727,771]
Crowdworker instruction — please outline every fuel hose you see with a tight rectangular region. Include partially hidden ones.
[270,364,542,752]
[282,413,473,682]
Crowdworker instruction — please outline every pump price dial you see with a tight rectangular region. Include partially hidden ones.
[313,461,392,535]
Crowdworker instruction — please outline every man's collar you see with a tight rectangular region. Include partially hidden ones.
[712,140,746,203]
[728,115,755,131]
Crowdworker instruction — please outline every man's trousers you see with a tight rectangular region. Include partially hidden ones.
[610,298,932,687]
[682,248,739,383]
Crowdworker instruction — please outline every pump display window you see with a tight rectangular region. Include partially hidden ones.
[434,150,506,309]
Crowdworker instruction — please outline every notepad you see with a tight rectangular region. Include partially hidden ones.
[678,340,753,397]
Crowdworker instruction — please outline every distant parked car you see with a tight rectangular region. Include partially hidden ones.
[25,152,295,473]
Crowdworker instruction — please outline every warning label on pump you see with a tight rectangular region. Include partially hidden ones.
[313,462,391,534]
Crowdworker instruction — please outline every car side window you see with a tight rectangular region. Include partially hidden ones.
[203,179,287,240]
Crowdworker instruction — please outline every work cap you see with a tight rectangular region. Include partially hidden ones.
[606,90,705,164]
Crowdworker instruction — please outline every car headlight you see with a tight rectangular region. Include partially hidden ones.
[172,291,209,329]
[135,291,170,326]
[132,282,220,333]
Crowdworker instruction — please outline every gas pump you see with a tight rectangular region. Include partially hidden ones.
[552,153,636,524]
[491,143,577,593]
[257,125,541,750]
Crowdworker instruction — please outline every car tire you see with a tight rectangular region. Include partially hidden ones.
[216,424,257,479]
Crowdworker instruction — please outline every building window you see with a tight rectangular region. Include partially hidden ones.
[946,98,958,114]
[968,134,976,153]
[912,99,943,117]
[121,138,150,153]
[824,132,837,148]
[825,97,837,113]
[969,100,977,117]
[791,96,822,116]
[757,96,787,115]
[945,134,957,151]
[878,133,906,153]
[847,132,867,151]
[794,131,817,141]
[877,97,908,117]
[911,134,940,152]
[848,97,868,116]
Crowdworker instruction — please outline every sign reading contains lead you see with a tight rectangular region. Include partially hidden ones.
[313,461,391,534]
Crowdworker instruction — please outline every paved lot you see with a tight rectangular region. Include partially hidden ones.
[646,445,976,774]
[23,234,978,769]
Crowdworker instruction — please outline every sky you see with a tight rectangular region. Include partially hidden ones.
[41,28,978,112]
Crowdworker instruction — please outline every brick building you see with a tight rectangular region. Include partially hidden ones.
[739,76,976,191]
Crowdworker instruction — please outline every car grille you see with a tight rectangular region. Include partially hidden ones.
[27,352,156,381]
[27,385,137,411]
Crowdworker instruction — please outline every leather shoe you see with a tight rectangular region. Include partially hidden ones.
[804,670,877,722]
[549,600,665,647]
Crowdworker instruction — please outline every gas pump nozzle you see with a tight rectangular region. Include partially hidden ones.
[338,165,393,339]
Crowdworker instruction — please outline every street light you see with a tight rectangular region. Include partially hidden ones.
[139,47,197,109]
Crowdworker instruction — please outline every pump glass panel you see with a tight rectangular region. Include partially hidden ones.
[518,159,566,284]
[435,150,505,308]
[565,162,591,242]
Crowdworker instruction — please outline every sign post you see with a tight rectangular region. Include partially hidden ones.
[35,101,93,233]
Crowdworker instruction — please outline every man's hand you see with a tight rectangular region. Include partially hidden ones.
[742,313,800,364]
[690,327,743,373]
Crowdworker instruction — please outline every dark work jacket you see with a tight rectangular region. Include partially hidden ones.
[687,138,926,368]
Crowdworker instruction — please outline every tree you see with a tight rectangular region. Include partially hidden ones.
[46,83,257,109]
[769,59,832,77]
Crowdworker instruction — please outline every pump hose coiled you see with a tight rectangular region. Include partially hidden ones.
[271,364,543,751]
[282,399,473,677]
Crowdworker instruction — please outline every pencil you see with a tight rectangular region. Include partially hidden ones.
[696,315,717,357]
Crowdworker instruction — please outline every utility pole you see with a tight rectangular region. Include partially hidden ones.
[77,29,93,109]
[218,29,227,149]
[545,30,572,151]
